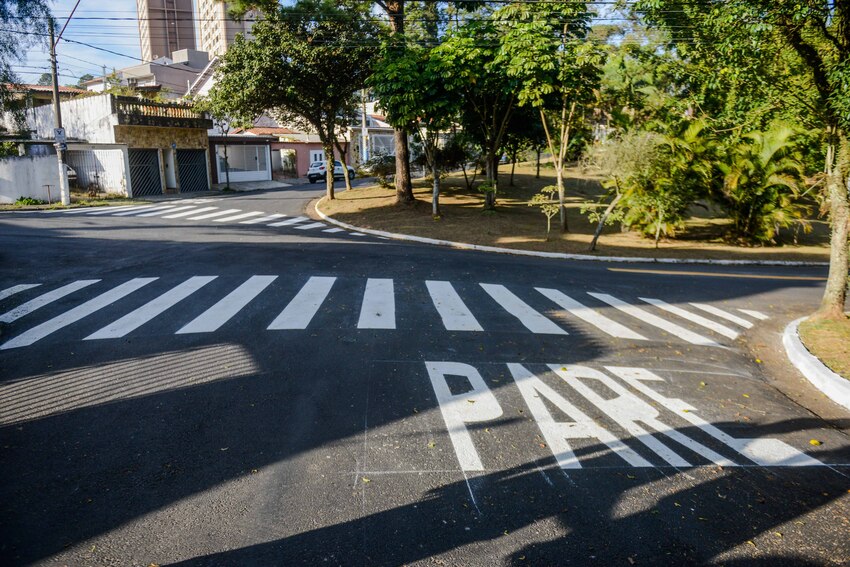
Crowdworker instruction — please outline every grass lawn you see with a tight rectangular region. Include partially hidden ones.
[320,162,831,262]
[798,317,850,380]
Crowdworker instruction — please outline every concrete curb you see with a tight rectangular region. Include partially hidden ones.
[783,317,850,412]
[314,199,829,267]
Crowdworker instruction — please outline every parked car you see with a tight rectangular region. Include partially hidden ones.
[307,160,355,183]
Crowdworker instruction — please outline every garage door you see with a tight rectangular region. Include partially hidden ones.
[128,149,162,197]
[176,149,209,193]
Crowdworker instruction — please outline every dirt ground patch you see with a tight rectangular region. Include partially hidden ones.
[799,317,850,380]
[321,163,831,262]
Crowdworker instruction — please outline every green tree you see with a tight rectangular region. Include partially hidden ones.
[36,72,51,86]
[205,0,378,200]
[75,73,94,88]
[716,125,811,243]
[0,1,51,129]
[500,1,602,231]
[635,0,850,320]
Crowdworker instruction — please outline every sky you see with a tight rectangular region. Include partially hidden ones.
[22,0,146,86]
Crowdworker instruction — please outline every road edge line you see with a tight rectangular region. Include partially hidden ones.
[782,317,850,412]
[314,198,829,267]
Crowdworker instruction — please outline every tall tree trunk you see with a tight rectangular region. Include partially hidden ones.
[589,191,622,251]
[814,133,850,320]
[336,141,352,191]
[510,155,516,186]
[322,140,335,201]
[432,161,441,217]
[385,0,414,204]
[536,149,541,178]
[484,154,497,210]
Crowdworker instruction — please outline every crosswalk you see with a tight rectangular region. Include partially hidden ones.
[0,275,770,351]
[46,200,370,238]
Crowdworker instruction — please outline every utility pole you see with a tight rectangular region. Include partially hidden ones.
[361,88,369,165]
[49,17,70,206]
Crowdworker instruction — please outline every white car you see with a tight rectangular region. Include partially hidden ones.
[307,160,355,183]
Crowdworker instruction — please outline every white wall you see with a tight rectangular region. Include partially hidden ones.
[0,155,61,204]
[29,94,117,143]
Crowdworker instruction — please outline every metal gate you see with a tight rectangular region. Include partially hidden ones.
[176,149,209,193]
[65,149,126,193]
[128,149,162,197]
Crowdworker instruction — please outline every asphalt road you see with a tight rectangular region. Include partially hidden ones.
[1,180,848,566]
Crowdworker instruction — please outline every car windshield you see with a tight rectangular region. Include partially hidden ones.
[334,161,342,166]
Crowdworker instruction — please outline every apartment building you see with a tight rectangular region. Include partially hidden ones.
[195,0,257,57]
[136,0,196,62]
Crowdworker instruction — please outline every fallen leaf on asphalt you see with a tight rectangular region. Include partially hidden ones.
[746,540,756,547]
[809,439,822,446]
[742,394,750,398]
[699,381,707,388]
[427,441,436,449]
[362,477,371,483]
[467,399,476,404]
[755,359,762,364]
[774,532,783,538]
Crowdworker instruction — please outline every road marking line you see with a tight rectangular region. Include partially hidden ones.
[357,278,395,329]
[186,208,242,220]
[0,284,41,301]
[639,297,739,340]
[0,280,100,323]
[133,206,181,217]
[294,221,327,230]
[481,283,567,335]
[139,205,197,217]
[536,287,646,340]
[323,227,345,233]
[689,303,753,328]
[51,207,99,213]
[426,281,483,332]
[213,211,265,223]
[737,308,768,320]
[509,363,652,468]
[607,267,827,281]
[162,206,216,219]
[268,216,308,227]
[588,292,720,347]
[240,213,286,224]
[176,275,277,334]
[85,205,142,215]
[267,276,336,329]
[112,205,159,216]
[0,278,157,350]
[351,232,367,236]
[85,276,217,339]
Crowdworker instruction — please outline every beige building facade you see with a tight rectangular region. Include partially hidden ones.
[195,0,256,57]
[136,0,196,62]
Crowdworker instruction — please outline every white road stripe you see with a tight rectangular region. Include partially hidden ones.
[0,284,41,301]
[426,281,483,331]
[267,276,336,330]
[144,205,197,217]
[213,211,265,223]
[134,206,181,217]
[112,205,160,216]
[294,222,326,230]
[351,233,367,236]
[85,276,217,339]
[481,283,567,335]
[357,278,395,329]
[588,292,719,347]
[737,308,768,321]
[240,213,286,224]
[689,303,753,328]
[0,280,100,323]
[640,297,739,340]
[162,206,216,219]
[86,205,143,215]
[55,207,104,214]
[268,216,308,227]
[176,275,277,334]
[187,208,242,220]
[536,287,646,340]
[0,278,157,350]
[322,227,344,233]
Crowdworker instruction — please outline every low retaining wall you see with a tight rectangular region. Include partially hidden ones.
[0,155,61,204]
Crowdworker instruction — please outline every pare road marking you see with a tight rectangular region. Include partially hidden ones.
[425,362,823,471]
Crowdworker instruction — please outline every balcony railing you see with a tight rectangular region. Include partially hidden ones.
[111,96,212,129]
